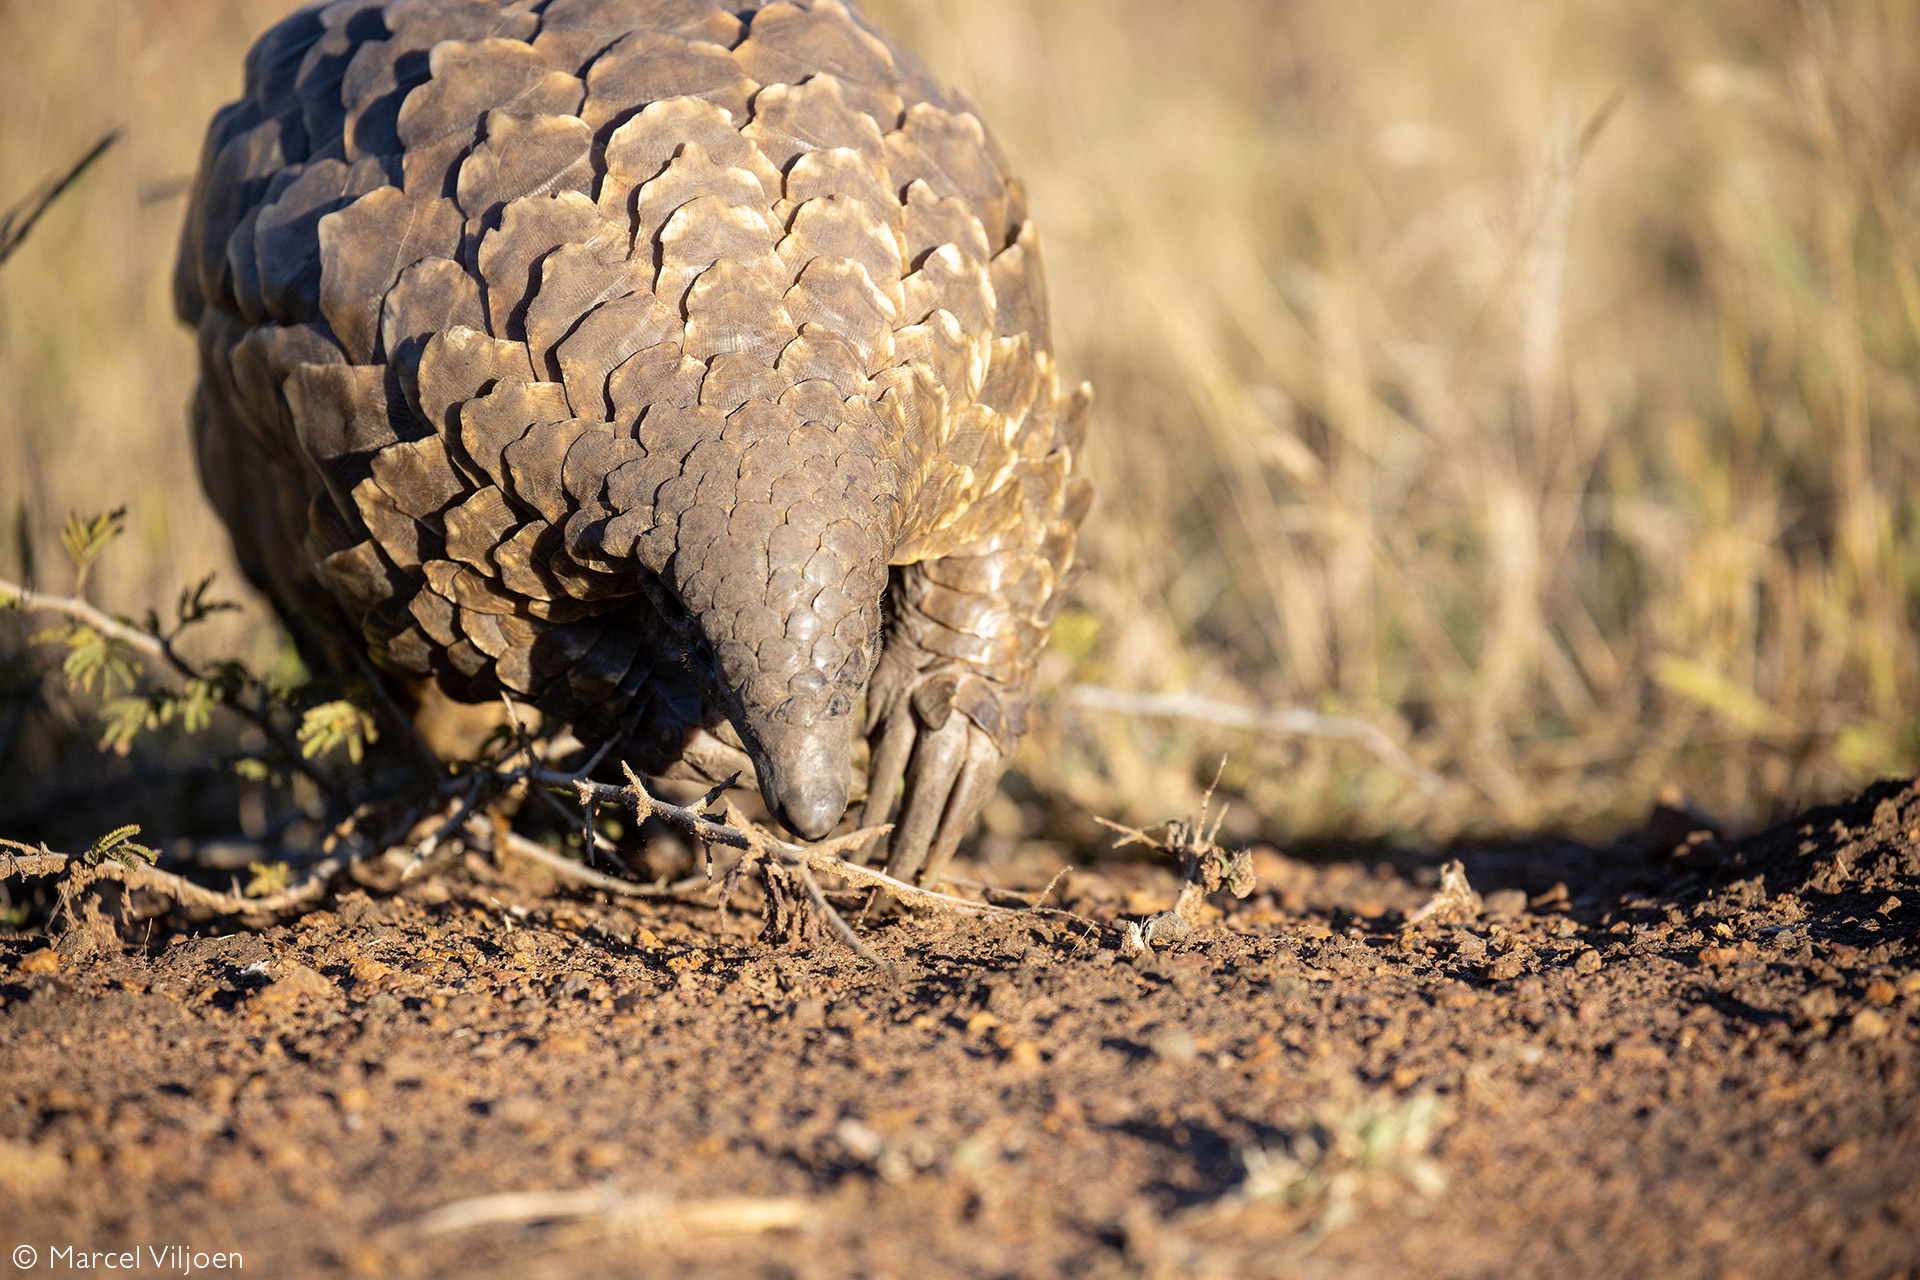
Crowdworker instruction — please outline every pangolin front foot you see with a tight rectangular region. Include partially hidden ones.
[860,658,1012,888]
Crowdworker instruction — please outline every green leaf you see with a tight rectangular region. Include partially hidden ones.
[61,625,141,697]
[82,824,158,869]
[178,678,219,734]
[244,861,291,898]
[176,575,239,628]
[61,508,126,591]
[297,699,379,765]
[232,757,273,782]
[98,695,155,755]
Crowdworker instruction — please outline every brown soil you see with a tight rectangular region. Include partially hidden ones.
[3,781,1918,1280]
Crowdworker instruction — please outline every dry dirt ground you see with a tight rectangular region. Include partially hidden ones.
[3,780,1919,1280]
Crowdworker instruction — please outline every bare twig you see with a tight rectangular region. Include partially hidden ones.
[471,819,714,902]
[413,1187,817,1240]
[0,131,118,268]
[1,579,170,664]
[402,777,486,877]
[1099,767,1257,955]
[944,865,1072,909]
[720,796,897,976]
[532,785,627,869]
[791,856,895,977]
[1058,684,1445,795]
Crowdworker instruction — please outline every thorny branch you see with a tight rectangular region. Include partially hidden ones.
[4,567,1120,960]
[0,839,356,917]
[3,741,1104,968]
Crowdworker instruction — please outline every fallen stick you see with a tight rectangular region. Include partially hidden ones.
[468,818,714,901]
[1059,684,1445,795]
[413,1187,817,1239]
[533,763,1019,917]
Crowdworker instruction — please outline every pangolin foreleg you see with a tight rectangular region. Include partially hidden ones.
[863,384,1094,886]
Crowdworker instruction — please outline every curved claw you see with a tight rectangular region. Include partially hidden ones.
[883,712,971,884]
[857,699,915,832]
[918,728,1006,889]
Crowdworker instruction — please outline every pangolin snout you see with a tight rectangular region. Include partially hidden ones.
[753,718,853,841]
[771,769,850,841]
[677,521,886,842]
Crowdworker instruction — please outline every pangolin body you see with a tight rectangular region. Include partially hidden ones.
[175,0,1091,883]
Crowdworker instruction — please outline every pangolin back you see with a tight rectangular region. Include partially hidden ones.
[176,0,1091,865]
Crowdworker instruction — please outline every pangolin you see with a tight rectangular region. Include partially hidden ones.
[174,0,1092,886]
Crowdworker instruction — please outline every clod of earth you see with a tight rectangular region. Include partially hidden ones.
[174,0,1092,887]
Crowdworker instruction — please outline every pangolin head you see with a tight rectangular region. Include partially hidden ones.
[612,405,897,840]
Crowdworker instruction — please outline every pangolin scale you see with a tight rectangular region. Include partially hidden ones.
[175,0,1091,885]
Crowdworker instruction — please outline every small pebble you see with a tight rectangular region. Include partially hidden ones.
[1798,988,1840,1022]
[1611,1036,1667,1065]
[1007,1042,1043,1068]
[1850,1009,1889,1040]
[1574,950,1603,975]
[16,949,59,975]
[581,1143,624,1171]
[254,963,333,1004]
[791,998,826,1028]
[1864,980,1896,1006]
[1147,1028,1197,1062]
[835,1118,884,1162]
[1485,954,1527,982]
[1483,889,1529,921]
[348,957,390,985]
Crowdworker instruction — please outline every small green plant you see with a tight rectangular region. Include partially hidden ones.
[59,508,124,595]
[48,620,141,700]
[244,860,291,898]
[77,824,159,870]
[2,506,363,809]
[297,698,379,765]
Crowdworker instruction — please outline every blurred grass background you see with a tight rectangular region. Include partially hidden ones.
[4,0,1919,847]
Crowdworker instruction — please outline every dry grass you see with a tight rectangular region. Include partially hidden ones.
[5,0,1920,845]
